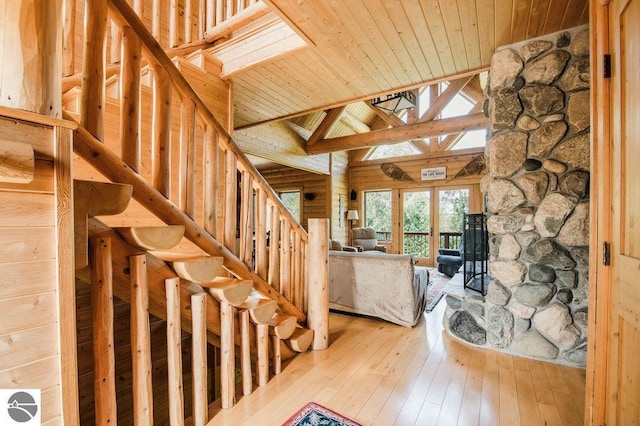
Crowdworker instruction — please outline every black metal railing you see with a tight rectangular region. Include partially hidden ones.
[373,231,462,258]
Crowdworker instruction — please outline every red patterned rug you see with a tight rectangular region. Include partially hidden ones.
[283,402,362,426]
[426,268,451,312]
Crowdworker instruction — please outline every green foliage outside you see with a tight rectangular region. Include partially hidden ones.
[279,191,300,221]
[364,189,469,259]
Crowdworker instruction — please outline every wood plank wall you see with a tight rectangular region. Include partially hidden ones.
[0,116,71,424]
[260,166,329,231]
[329,152,349,244]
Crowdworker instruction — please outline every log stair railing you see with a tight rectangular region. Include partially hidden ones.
[78,213,315,424]
[66,0,330,420]
[65,0,309,323]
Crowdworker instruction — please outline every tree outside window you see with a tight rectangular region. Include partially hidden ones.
[279,191,301,221]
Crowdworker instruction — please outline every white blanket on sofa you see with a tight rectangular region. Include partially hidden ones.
[328,251,429,327]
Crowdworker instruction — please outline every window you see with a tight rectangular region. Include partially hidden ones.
[279,190,301,221]
[364,190,392,241]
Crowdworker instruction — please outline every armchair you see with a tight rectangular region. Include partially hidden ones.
[436,240,463,277]
[351,227,387,253]
[329,239,358,252]
[436,228,488,277]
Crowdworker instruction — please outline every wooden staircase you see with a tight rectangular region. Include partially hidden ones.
[63,1,329,422]
[74,180,315,424]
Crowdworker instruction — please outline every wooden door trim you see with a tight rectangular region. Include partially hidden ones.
[585,1,614,424]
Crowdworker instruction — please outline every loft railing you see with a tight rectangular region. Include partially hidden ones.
[65,0,308,320]
[63,0,267,77]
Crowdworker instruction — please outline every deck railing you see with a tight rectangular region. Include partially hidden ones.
[374,231,463,257]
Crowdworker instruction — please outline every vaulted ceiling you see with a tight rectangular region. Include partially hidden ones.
[217,0,589,168]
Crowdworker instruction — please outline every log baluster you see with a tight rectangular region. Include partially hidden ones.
[90,238,117,425]
[130,254,153,424]
[191,293,208,426]
[165,277,185,424]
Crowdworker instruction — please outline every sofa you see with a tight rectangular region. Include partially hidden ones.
[328,250,429,327]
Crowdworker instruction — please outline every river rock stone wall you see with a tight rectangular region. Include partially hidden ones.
[443,25,590,368]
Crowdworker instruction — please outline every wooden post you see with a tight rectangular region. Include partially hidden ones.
[63,0,76,76]
[120,26,141,172]
[90,238,117,425]
[191,293,208,426]
[179,99,196,216]
[256,323,269,385]
[203,126,218,236]
[307,219,329,350]
[223,150,237,252]
[0,0,63,116]
[268,205,280,290]
[255,189,268,278]
[165,277,185,424]
[81,0,108,140]
[130,254,153,425]
[240,310,253,396]
[220,301,235,408]
[240,171,253,266]
[151,64,172,196]
[280,220,291,298]
[272,335,282,375]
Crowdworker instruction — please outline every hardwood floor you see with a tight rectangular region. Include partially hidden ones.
[208,299,586,425]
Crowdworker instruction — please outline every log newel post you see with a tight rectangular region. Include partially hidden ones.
[307,218,329,350]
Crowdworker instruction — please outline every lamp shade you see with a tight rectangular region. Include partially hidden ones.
[371,91,416,113]
[346,209,359,221]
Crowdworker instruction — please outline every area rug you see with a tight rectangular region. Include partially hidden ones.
[282,402,362,426]
[426,269,451,312]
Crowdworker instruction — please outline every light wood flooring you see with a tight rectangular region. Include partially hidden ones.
[208,299,586,426]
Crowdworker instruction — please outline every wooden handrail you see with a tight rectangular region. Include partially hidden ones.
[68,117,305,322]
[106,0,307,241]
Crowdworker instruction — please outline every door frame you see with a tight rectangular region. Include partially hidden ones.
[585,1,612,424]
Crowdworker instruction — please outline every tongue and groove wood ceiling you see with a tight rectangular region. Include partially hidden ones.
[215,0,589,170]
[232,0,588,131]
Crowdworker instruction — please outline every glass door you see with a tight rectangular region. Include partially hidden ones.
[401,190,432,265]
[437,188,469,252]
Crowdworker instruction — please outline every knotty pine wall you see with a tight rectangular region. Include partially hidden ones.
[0,113,76,424]
[330,152,350,244]
[260,167,328,231]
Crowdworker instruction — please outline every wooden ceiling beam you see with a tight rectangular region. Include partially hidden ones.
[340,111,371,134]
[419,75,474,123]
[460,75,486,104]
[306,106,346,146]
[306,113,486,154]
[437,103,485,151]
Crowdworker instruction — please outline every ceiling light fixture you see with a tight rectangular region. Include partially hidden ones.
[371,90,416,113]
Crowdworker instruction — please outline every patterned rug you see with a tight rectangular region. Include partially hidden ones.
[426,268,451,312]
[282,402,362,426]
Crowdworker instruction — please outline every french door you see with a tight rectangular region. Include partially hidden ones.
[400,189,433,265]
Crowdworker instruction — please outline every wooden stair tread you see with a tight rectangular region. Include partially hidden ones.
[287,327,314,352]
[152,253,224,283]
[268,313,297,339]
[203,277,253,306]
[74,180,133,269]
[115,225,185,251]
[237,296,277,324]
